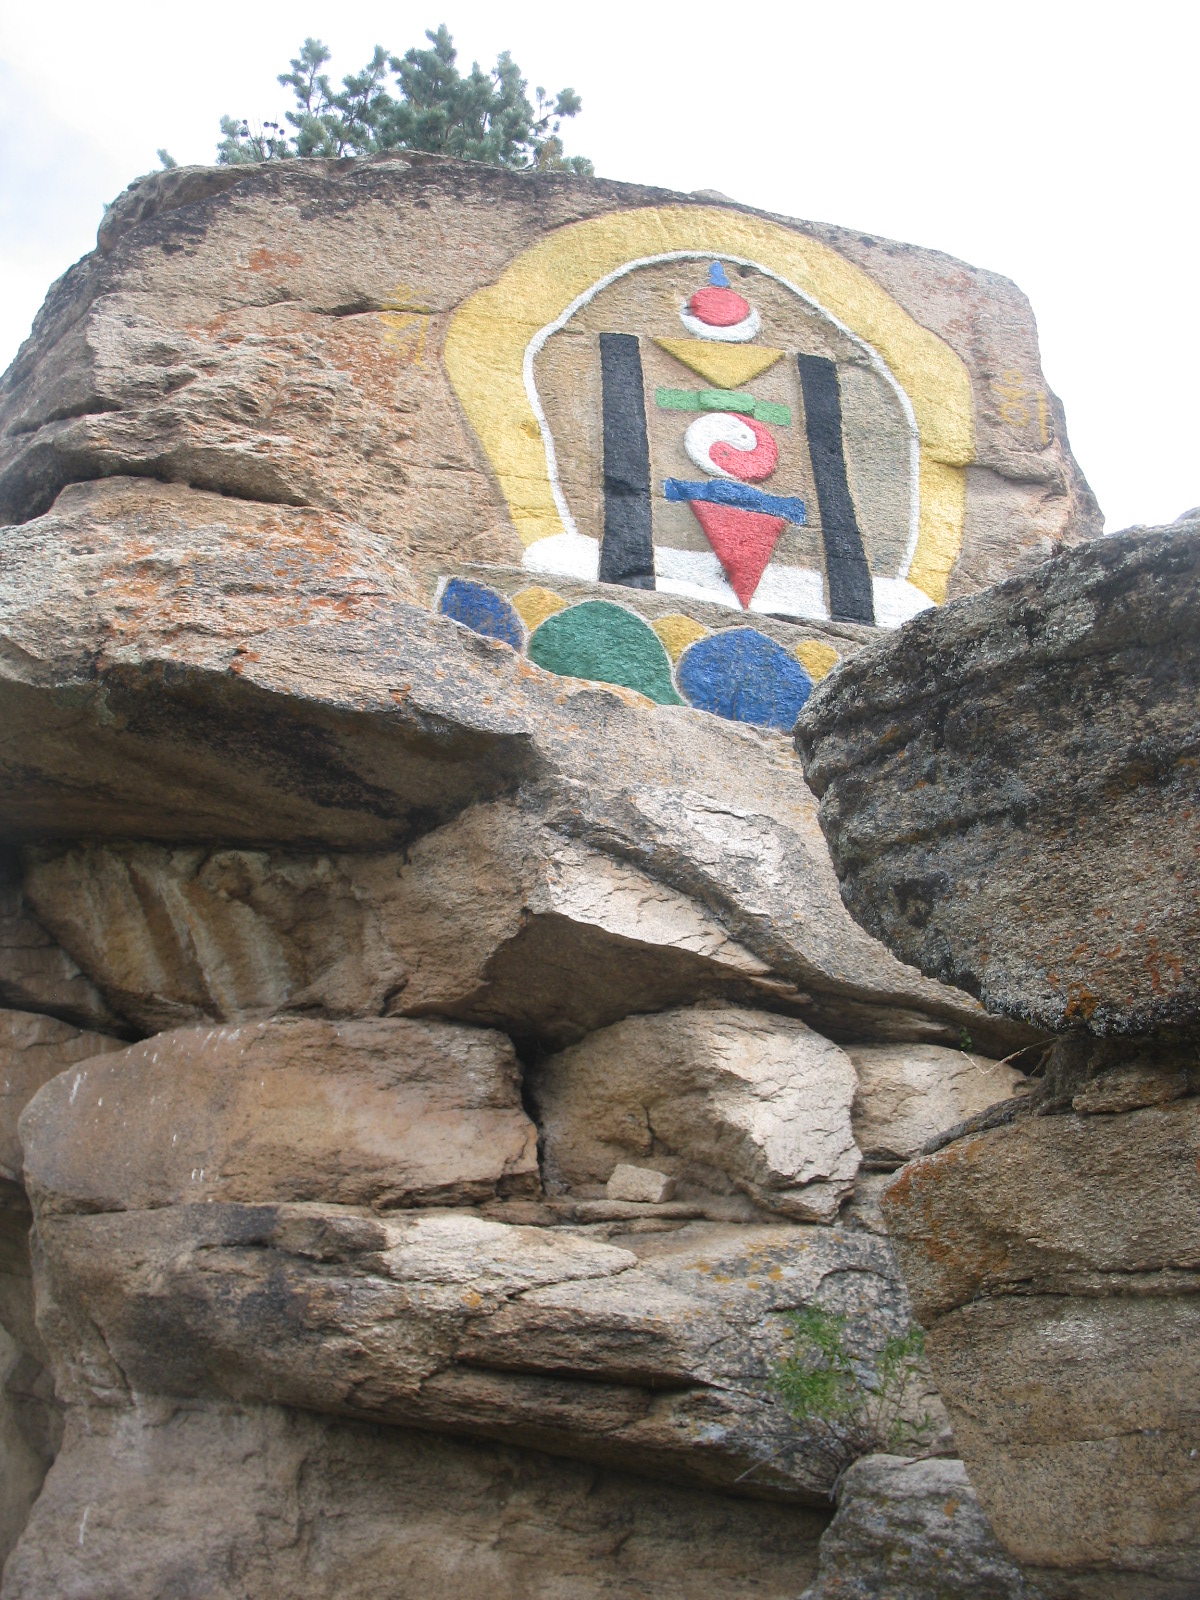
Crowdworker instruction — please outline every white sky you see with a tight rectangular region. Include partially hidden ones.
[2,0,1197,530]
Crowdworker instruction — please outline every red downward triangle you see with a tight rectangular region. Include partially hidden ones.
[688,502,785,608]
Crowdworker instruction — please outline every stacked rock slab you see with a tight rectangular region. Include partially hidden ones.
[797,521,1200,1596]
[0,155,1102,1596]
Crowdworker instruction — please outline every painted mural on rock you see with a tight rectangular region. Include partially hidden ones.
[444,207,976,632]
[437,575,843,730]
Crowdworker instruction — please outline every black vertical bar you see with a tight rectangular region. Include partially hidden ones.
[797,354,875,624]
[598,332,655,590]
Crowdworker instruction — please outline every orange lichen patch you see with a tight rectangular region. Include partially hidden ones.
[83,492,420,656]
[1144,939,1184,996]
[1064,984,1099,1022]
[512,587,568,632]
[248,247,302,272]
[881,1136,1013,1316]
[323,316,409,397]
[793,640,840,680]
[942,1497,961,1519]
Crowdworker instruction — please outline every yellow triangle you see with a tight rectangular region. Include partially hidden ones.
[654,338,785,389]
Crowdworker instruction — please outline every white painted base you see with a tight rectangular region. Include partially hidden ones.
[871,576,936,629]
[654,546,830,621]
[522,533,936,632]
[523,532,600,582]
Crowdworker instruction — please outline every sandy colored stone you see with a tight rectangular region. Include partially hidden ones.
[0,154,1114,1588]
[800,1454,1042,1599]
[20,1018,538,1216]
[0,474,1030,1054]
[846,1043,1030,1167]
[924,1295,1200,1597]
[606,1165,676,1204]
[18,820,779,1045]
[0,1327,59,1576]
[20,799,1023,1051]
[797,521,1200,1033]
[3,1399,828,1600]
[881,1093,1200,1319]
[531,1005,860,1221]
[881,1085,1200,1588]
[28,1198,935,1500]
[0,869,117,1033]
[0,1187,40,1366]
[0,1010,125,1183]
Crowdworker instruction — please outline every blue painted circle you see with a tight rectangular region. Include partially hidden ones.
[440,578,524,652]
[677,628,814,731]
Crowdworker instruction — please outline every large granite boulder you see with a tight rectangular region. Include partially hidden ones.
[2,156,1097,620]
[796,521,1200,1035]
[17,1013,937,1501]
[530,1005,861,1221]
[0,154,1095,1593]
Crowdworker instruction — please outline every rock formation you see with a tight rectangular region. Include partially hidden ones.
[800,1454,1042,1599]
[0,153,1106,1595]
[796,521,1200,1033]
[798,522,1200,1596]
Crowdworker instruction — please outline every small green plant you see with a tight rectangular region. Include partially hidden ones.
[959,1028,974,1053]
[769,1306,933,1489]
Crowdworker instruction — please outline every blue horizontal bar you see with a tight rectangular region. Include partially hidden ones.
[662,478,807,524]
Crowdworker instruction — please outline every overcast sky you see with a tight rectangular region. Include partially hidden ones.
[2,1,1196,530]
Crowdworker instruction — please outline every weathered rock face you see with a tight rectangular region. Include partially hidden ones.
[0,863,118,1032]
[0,1328,58,1576]
[5,1401,828,1600]
[14,778,1033,1057]
[0,154,1092,1593]
[18,1016,929,1498]
[846,1042,1030,1167]
[20,1019,539,1214]
[880,1042,1200,1596]
[531,1005,860,1220]
[800,1454,1042,1599]
[0,1011,125,1186]
[796,522,1200,1035]
[796,524,1200,1593]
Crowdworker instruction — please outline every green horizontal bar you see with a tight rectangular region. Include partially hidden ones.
[751,399,792,426]
[654,386,791,426]
[656,387,702,411]
[698,388,756,415]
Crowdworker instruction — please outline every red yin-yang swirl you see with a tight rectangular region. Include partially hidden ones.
[688,285,752,327]
[710,415,778,481]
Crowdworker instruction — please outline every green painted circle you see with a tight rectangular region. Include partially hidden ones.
[527,601,683,705]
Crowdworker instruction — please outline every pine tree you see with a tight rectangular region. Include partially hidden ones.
[216,27,592,174]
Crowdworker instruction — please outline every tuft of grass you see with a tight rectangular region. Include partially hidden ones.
[768,1305,934,1492]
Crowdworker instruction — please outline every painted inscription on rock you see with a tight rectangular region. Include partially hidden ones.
[444,207,976,631]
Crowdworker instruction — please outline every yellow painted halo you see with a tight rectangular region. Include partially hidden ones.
[444,206,974,605]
